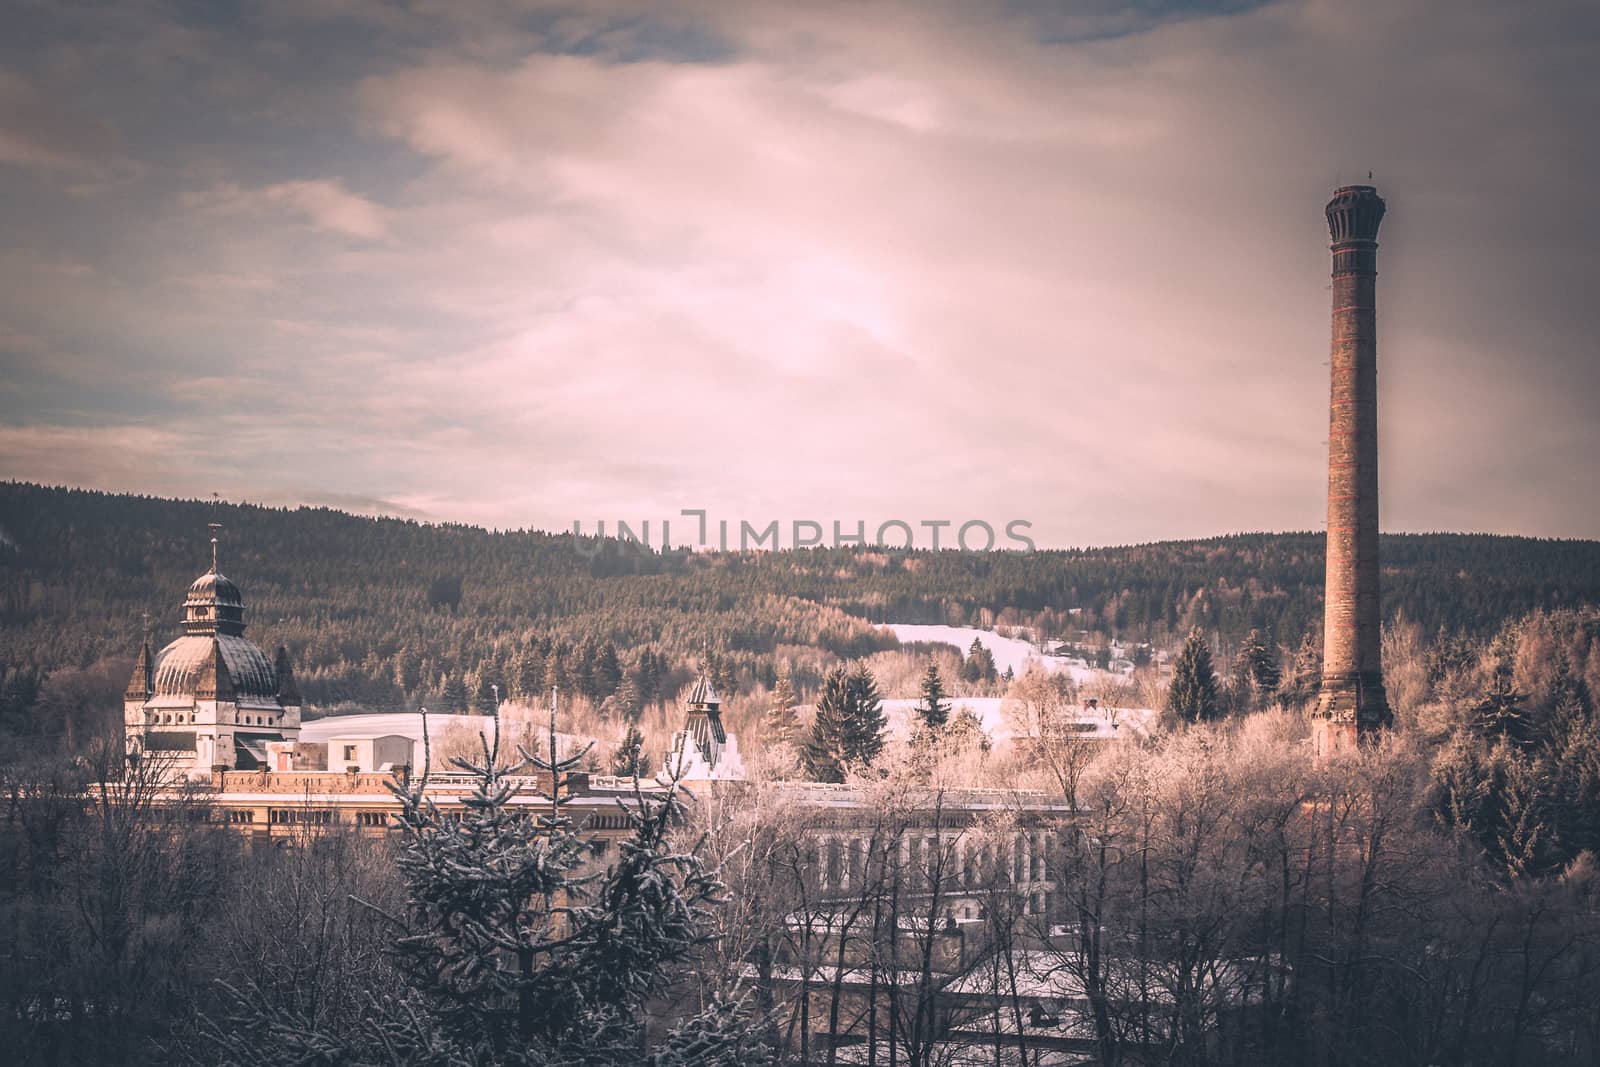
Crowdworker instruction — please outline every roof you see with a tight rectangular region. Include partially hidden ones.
[186,569,243,609]
[688,672,719,706]
[152,634,280,701]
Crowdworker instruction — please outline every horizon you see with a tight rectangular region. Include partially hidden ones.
[3,1,1598,547]
[8,479,1599,554]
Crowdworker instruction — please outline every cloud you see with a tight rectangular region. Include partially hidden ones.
[0,72,126,176]
[184,179,389,239]
[0,0,1596,544]
[0,423,194,487]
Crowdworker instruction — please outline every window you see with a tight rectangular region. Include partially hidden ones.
[343,745,358,761]
[270,808,334,825]
[224,809,254,824]
[355,811,388,827]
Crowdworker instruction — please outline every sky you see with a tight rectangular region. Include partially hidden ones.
[0,0,1596,549]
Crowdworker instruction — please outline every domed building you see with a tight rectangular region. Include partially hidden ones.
[124,541,301,777]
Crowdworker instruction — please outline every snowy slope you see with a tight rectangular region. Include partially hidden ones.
[883,623,1100,683]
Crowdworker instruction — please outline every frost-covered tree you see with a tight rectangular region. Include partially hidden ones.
[762,662,800,748]
[207,707,768,1066]
[1474,649,1532,747]
[1232,628,1282,710]
[1279,631,1322,708]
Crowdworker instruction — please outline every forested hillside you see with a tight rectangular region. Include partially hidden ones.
[3,482,1598,721]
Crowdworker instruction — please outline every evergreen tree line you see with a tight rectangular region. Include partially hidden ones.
[3,483,1597,733]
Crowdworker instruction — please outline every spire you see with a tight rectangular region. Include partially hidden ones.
[182,523,245,637]
[208,520,222,573]
[125,640,154,701]
[684,658,726,764]
[195,638,235,701]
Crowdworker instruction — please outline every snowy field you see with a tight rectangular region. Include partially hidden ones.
[877,697,1154,743]
[883,623,1101,683]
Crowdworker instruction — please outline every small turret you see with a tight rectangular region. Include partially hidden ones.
[663,665,746,782]
[125,640,154,701]
[685,669,726,763]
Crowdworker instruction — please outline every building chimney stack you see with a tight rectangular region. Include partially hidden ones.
[1315,184,1393,756]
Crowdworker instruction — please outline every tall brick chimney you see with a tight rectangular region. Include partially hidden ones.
[1314,184,1393,757]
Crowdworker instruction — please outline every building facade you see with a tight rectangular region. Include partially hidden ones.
[124,549,302,776]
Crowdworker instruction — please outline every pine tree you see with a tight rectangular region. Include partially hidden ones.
[1279,631,1322,708]
[1166,627,1220,724]
[1474,657,1531,746]
[611,723,651,777]
[1542,651,1600,860]
[611,674,640,722]
[574,638,600,702]
[473,671,499,714]
[442,670,470,714]
[543,651,564,700]
[513,643,544,700]
[706,647,736,697]
[1545,648,1593,736]
[636,649,663,708]
[844,662,886,767]
[1232,628,1282,711]
[802,667,852,783]
[916,661,952,730]
[208,707,771,1065]
[596,642,623,702]
[961,638,997,684]
[763,662,800,748]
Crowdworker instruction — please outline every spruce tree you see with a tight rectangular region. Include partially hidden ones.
[596,642,623,702]
[473,672,499,714]
[209,708,770,1065]
[442,671,470,714]
[1166,627,1220,724]
[611,723,651,777]
[1279,631,1322,708]
[612,674,640,722]
[574,638,599,702]
[635,649,662,708]
[802,667,852,783]
[844,662,886,767]
[512,644,544,701]
[1232,628,1281,711]
[1541,651,1599,860]
[763,663,800,747]
[1474,657,1531,746]
[917,662,952,730]
[961,638,998,684]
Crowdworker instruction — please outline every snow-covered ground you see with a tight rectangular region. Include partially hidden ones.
[877,697,1154,744]
[883,623,1101,683]
[879,623,1158,741]
[300,711,500,744]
